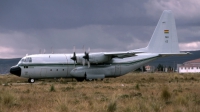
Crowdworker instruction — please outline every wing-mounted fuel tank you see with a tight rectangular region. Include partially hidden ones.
[70,66,115,79]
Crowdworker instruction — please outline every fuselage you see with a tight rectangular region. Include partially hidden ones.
[10,53,159,80]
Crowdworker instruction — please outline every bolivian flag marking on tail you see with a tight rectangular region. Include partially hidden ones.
[164,30,169,33]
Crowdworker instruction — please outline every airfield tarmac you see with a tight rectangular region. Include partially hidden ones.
[0,73,200,112]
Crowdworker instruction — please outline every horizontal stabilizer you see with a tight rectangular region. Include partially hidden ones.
[159,52,191,56]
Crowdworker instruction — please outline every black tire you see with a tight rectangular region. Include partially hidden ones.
[76,78,85,82]
[28,78,35,83]
[86,79,94,81]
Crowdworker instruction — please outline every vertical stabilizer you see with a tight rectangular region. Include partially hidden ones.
[145,10,180,54]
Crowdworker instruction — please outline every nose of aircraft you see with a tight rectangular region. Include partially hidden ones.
[10,66,21,77]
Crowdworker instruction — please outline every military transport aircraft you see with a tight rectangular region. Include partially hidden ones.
[10,10,188,83]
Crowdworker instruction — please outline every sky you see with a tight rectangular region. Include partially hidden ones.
[0,0,200,58]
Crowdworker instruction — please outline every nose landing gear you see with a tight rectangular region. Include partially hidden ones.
[28,78,35,83]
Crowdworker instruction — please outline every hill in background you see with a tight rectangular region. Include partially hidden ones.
[0,58,20,74]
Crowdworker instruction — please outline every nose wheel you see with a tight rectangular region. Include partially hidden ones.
[28,78,35,83]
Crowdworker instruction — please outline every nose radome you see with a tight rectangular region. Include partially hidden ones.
[10,66,21,77]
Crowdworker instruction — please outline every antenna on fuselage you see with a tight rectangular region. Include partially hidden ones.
[43,49,46,54]
[51,47,54,54]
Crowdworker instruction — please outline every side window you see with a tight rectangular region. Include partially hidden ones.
[29,58,32,62]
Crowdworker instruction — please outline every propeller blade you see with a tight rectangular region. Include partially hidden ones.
[51,47,54,54]
[83,45,85,52]
[88,61,90,68]
[73,46,76,52]
[75,58,77,63]
[74,61,76,67]
[82,59,85,66]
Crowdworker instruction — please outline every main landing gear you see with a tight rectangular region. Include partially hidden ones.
[28,78,35,83]
[75,78,85,82]
[75,73,104,82]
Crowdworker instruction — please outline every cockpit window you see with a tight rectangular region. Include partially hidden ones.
[21,57,32,63]
[17,57,32,65]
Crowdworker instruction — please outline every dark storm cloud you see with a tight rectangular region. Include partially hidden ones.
[0,0,200,58]
[0,0,151,30]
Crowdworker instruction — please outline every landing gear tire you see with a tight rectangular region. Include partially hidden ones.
[86,79,94,81]
[28,78,35,83]
[76,78,85,82]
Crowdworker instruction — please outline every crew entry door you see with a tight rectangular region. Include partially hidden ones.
[23,66,35,77]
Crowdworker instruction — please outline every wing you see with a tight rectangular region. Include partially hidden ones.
[104,51,143,58]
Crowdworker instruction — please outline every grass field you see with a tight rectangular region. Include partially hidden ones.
[0,72,200,112]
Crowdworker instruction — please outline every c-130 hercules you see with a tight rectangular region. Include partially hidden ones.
[10,10,188,83]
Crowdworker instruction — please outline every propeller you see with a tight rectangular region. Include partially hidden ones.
[83,47,90,68]
[51,47,54,54]
[71,46,77,66]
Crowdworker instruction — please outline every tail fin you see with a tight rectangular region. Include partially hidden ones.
[138,10,180,54]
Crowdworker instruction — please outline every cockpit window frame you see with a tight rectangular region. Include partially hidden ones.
[22,57,32,63]
[18,57,32,65]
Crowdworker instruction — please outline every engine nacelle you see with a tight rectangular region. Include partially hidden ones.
[88,53,111,64]
[75,53,111,64]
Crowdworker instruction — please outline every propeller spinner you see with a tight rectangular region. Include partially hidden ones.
[83,48,90,68]
[71,47,77,66]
